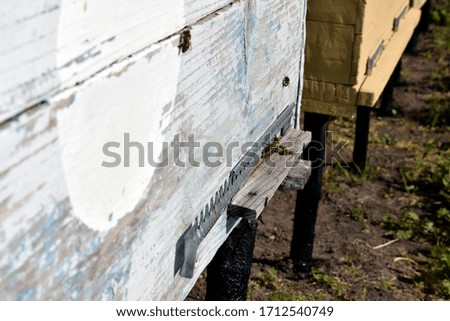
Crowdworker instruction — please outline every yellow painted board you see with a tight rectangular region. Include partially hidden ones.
[302,79,360,116]
[305,0,410,87]
[307,0,361,25]
[302,79,359,105]
[355,0,410,86]
[304,21,355,84]
[302,98,356,118]
[358,8,422,107]
[411,0,427,8]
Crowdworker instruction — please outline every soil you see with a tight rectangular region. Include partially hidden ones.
[188,15,449,301]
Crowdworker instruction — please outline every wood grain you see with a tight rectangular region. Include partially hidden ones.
[0,0,233,124]
[282,160,312,191]
[232,129,311,215]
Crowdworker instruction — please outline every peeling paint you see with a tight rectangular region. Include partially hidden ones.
[56,42,180,232]
[0,0,307,301]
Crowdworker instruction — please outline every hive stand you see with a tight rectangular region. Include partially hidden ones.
[205,129,312,300]
[290,113,330,271]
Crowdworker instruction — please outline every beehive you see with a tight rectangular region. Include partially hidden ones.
[0,0,308,300]
[302,0,422,116]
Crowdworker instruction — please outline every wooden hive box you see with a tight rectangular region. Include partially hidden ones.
[302,0,423,116]
[0,0,309,300]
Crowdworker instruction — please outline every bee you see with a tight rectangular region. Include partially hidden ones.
[179,29,192,54]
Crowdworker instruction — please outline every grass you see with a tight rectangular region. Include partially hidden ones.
[250,268,330,301]
[327,101,449,299]
[383,137,450,297]
[420,93,450,127]
[418,1,450,128]
[369,133,395,146]
[251,267,352,301]
[350,207,366,222]
[311,268,348,300]
[396,46,450,279]
[340,162,382,186]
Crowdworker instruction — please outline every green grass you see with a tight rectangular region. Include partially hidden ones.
[350,207,366,222]
[384,141,450,297]
[337,162,381,186]
[431,2,450,29]
[311,268,348,300]
[251,268,330,301]
[421,93,450,127]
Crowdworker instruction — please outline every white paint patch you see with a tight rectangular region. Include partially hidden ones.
[57,42,181,231]
[0,0,231,123]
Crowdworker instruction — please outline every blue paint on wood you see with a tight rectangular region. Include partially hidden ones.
[18,288,36,300]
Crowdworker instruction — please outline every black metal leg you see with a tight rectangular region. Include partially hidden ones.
[290,112,330,272]
[407,28,420,54]
[408,0,431,53]
[205,219,257,301]
[353,106,372,170]
[419,0,431,33]
[378,60,402,116]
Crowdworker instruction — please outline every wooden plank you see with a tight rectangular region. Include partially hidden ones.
[358,8,421,107]
[301,98,356,118]
[411,0,427,9]
[282,160,312,191]
[0,0,233,124]
[355,0,410,86]
[304,21,355,84]
[301,78,360,116]
[0,0,307,300]
[232,129,311,216]
[302,79,359,106]
[306,0,361,25]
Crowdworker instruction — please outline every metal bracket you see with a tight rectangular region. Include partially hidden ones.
[228,205,257,220]
[367,40,385,76]
[178,104,294,278]
[394,6,409,32]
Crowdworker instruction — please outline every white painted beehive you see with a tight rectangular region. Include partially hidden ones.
[0,0,308,300]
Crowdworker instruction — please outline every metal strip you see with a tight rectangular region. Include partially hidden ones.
[367,40,385,76]
[179,104,294,278]
[394,6,409,32]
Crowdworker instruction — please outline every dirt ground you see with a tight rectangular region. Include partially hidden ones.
[189,7,449,301]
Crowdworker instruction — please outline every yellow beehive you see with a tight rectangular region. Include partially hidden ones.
[302,0,423,116]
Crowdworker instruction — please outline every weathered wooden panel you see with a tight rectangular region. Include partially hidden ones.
[282,160,312,191]
[0,0,232,124]
[0,0,307,300]
[232,129,312,215]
